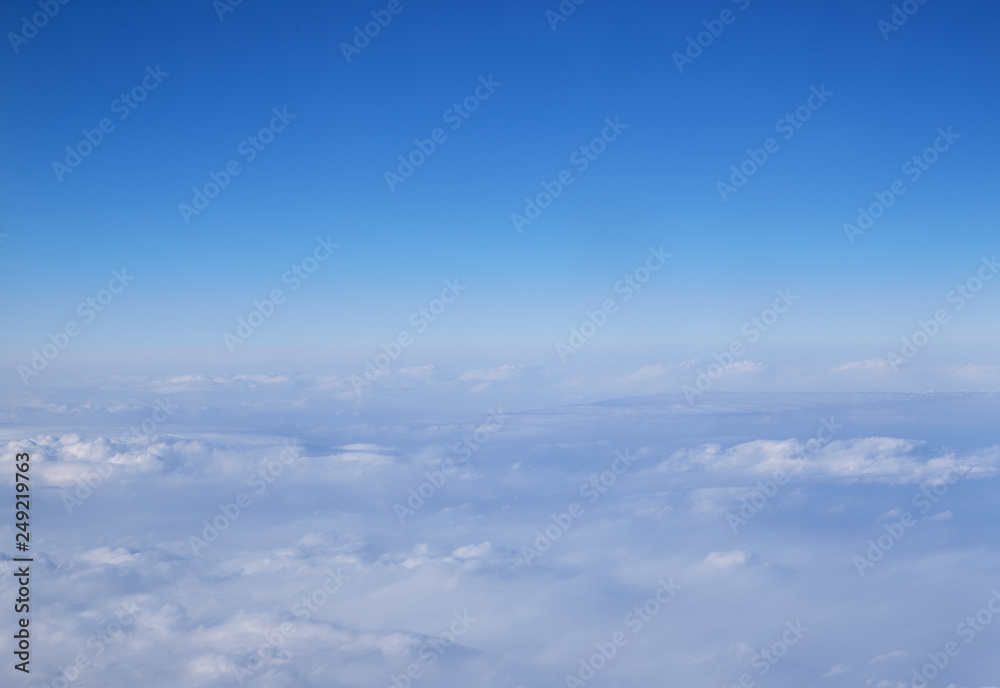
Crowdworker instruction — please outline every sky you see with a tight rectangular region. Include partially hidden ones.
[2,1,1000,687]
[1,0,998,363]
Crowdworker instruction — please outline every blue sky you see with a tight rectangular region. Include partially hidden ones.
[1,0,998,358]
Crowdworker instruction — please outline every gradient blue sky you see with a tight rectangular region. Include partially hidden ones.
[1,0,998,355]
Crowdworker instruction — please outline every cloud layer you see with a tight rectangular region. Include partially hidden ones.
[2,373,999,688]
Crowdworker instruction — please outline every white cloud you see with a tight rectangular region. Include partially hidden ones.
[459,364,524,382]
[624,364,673,381]
[833,359,891,373]
[458,364,530,391]
[951,363,1000,378]
[725,359,766,374]
[450,542,494,559]
[661,437,998,484]
[399,364,439,378]
[702,550,750,569]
